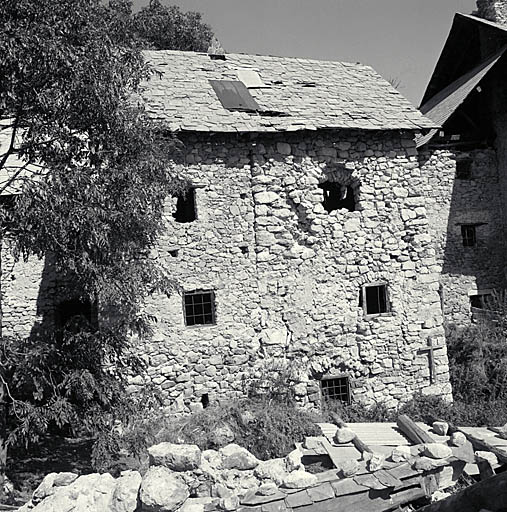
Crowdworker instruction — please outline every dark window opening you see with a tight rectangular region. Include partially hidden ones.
[184,290,216,326]
[201,393,210,408]
[321,377,350,404]
[169,249,179,258]
[173,188,196,223]
[361,284,389,315]
[240,245,249,255]
[461,225,477,247]
[470,293,492,310]
[456,158,473,180]
[55,298,95,339]
[319,182,356,212]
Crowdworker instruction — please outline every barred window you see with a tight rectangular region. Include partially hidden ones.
[461,225,477,247]
[184,290,216,326]
[321,377,350,404]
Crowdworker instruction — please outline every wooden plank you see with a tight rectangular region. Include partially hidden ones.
[321,438,359,469]
[397,414,434,444]
[417,470,507,512]
[457,427,507,464]
[389,463,421,481]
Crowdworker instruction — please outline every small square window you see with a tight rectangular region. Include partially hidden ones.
[461,225,477,247]
[456,159,472,180]
[321,377,350,404]
[470,293,492,310]
[184,290,216,326]
[360,284,390,315]
[174,188,196,223]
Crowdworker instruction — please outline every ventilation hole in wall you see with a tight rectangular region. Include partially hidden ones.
[201,393,210,409]
[240,193,247,199]
[169,249,179,258]
[390,254,398,260]
[240,245,249,255]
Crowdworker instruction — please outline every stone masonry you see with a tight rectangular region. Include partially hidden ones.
[0,50,452,413]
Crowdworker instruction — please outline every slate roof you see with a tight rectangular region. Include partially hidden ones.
[459,12,507,32]
[416,47,506,147]
[139,50,437,133]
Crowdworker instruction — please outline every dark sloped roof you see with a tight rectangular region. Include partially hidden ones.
[416,47,506,147]
[460,12,507,32]
[139,50,436,133]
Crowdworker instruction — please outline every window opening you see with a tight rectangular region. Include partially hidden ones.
[461,225,477,247]
[318,182,355,212]
[321,377,350,404]
[360,284,389,315]
[201,393,210,408]
[173,188,196,223]
[470,293,492,310]
[456,158,473,180]
[184,290,216,326]
[55,298,95,339]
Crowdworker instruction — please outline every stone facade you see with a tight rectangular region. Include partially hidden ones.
[419,148,505,324]
[0,129,452,412]
[133,130,450,412]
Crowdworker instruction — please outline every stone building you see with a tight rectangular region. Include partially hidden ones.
[417,0,507,324]
[1,49,453,412]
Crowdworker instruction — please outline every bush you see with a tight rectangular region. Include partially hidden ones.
[321,399,395,423]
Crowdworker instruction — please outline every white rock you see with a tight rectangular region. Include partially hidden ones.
[432,421,449,436]
[257,482,278,496]
[111,470,142,512]
[423,443,452,459]
[219,496,240,511]
[140,466,189,512]
[254,458,288,485]
[148,442,201,471]
[333,427,356,444]
[365,451,385,471]
[254,192,279,204]
[285,448,303,472]
[340,460,359,477]
[391,445,411,463]
[219,444,259,470]
[450,432,467,447]
[475,451,498,465]
[282,470,318,489]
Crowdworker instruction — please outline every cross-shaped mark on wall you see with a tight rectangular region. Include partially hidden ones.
[417,338,444,384]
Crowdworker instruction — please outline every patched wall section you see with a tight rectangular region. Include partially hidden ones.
[137,130,450,412]
[419,148,505,325]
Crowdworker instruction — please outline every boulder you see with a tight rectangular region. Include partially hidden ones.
[31,473,117,512]
[450,432,467,447]
[365,452,385,472]
[180,498,213,512]
[148,442,202,471]
[53,473,79,488]
[391,446,411,463]
[111,470,142,512]
[333,427,356,444]
[340,460,359,477]
[218,496,240,511]
[219,444,259,470]
[432,421,449,436]
[282,470,318,489]
[254,459,288,486]
[140,466,189,512]
[212,425,236,447]
[285,448,303,472]
[257,483,278,496]
[423,443,452,459]
[475,451,498,466]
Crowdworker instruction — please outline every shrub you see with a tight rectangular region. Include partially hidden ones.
[321,399,395,423]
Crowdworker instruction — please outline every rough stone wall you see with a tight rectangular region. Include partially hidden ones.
[477,0,507,24]
[0,129,451,412]
[419,148,506,325]
[137,130,450,412]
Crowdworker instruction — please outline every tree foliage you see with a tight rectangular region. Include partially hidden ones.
[133,0,214,52]
[0,0,186,468]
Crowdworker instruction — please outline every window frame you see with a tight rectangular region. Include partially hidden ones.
[461,224,477,247]
[183,289,216,327]
[360,282,391,317]
[320,375,351,405]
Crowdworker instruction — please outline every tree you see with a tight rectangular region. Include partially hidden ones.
[133,0,214,52]
[0,0,184,484]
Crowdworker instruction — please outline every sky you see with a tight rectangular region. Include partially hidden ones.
[132,0,477,106]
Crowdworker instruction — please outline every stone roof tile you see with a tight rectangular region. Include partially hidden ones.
[139,50,436,134]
